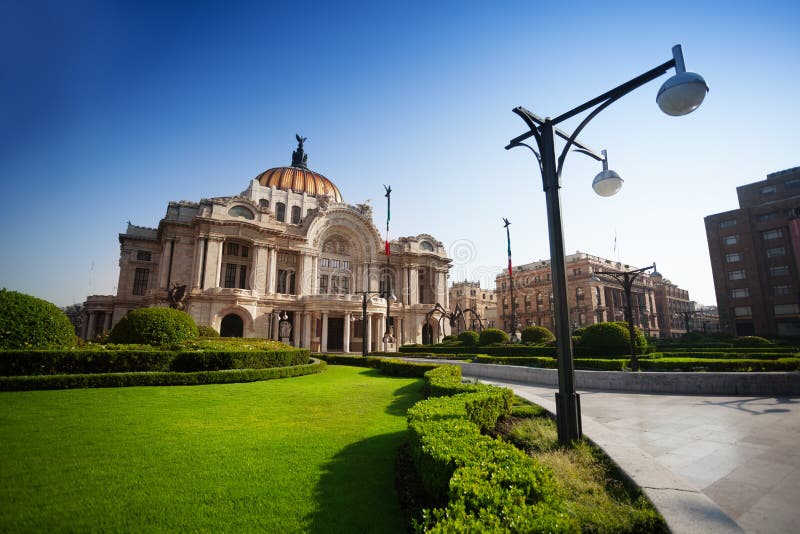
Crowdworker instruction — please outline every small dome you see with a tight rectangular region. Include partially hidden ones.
[255,135,343,203]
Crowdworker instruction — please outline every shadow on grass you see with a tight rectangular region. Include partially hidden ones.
[354,368,426,417]
[308,431,411,534]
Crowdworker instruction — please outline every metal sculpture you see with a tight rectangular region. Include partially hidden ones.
[167,283,188,311]
[424,303,485,344]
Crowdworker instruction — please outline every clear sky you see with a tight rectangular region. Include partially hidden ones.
[1,0,798,308]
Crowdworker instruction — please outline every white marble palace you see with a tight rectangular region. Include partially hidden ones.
[83,137,452,351]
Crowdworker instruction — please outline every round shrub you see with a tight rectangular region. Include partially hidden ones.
[479,328,509,346]
[0,289,76,349]
[442,334,457,343]
[577,321,644,357]
[108,308,198,345]
[457,330,480,346]
[521,325,555,344]
[733,335,773,347]
[197,325,220,337]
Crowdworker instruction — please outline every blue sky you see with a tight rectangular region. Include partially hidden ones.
[1,0,798,307]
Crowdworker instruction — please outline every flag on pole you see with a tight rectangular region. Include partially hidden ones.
[503,218,512,276]
[384,185,391,256]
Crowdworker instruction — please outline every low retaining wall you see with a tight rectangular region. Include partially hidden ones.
[443,361,800,396]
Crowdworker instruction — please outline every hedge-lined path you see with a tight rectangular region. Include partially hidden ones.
[478,377,800,534]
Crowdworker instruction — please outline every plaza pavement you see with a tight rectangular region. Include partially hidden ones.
[475,377,800,534]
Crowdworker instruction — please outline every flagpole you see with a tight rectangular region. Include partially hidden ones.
[503,218,518,342]
[383,185,393,350]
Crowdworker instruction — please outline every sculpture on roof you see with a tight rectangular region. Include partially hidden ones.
[291,134,308,168]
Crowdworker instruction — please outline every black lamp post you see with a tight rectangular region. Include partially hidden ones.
[354,290,383,357]
[503,218,519,342]
[506,44,707,445]
[675,309,700,333]
[592,265,655,371]
[382,185,397,350]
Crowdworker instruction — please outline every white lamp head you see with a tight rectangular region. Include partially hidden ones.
[592,149,623,197]
[657,45,708,116]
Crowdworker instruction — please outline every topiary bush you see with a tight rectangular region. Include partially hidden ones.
[479,328,509,346]
[733,335,773,347]
[521,325,555,344]
[441,334,457,343]
[457,330,479,346]
[108,308,199,345]
[197,325,219,337]
[0,289,76,349]
[576,321,639,357]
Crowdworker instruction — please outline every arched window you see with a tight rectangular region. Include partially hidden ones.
[291,205,301,224]
[259,199,269,209]
[228,206,254,220]
[276,202,286,222]
[420,241,434,251]
[319,236,353,295]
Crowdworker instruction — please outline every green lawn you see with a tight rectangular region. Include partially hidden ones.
[0,365,423,533]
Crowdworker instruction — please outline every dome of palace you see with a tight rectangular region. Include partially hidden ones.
[255,136,343,203]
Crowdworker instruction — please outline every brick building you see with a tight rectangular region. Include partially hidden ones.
[448,281,496,332]
[705,166,800,338]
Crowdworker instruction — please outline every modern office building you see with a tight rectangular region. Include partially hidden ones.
[705,166,800,338]
[82,137,452,350]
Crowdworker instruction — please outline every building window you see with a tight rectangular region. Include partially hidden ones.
[572,268,581,275]
[786,178,800,190]
[725,253,742,263]
[773,285,792,296]
[276,202,286,222]
[259,199,269,209]
[132,268,149,295]
[730,288,749,298]
[762,229,783,240]
[291,206,301,224]
[320,258,330,268]
[353,319,363,338]
[576,287,585,302]
[277,270,294,294]
[228,206,255,220]
[775,304,799,315]
[760,185,777,194]
[342,277,350,294]
[319,275,328,293]
[734,306,752,317]
[470,289,476,296]
[724,235,739,246]
[757,211,779,222]
[728,270,746,281]
[767,247,786,258]
[225,242,239,256]
[137,250,152,261]
[719,219,737,229]
[769,265,790,277]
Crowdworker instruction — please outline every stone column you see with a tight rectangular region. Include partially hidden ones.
[272,313,280,340]
[103,313,112,333]
[296,253,305,297]
[409,266,419,305]
[343,312,351,353]
[362,263,370,292]
[215,239,224,287]
[365,313,373,354]
[87,312,97,340]
[293,313,302,347]
[321,312,329,353]
[401,267,409,304]
[203,238,223,289]
[192,237,205,289]
[267,248,278,294]
[159,239,172,288]
[303,313,312,349]
[253,245,268,296]
[311,256,319,294]
[379,314,386,352]
[398,317,404,346]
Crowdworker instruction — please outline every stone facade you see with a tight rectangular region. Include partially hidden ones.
[448,281,496,331]
[83,142,452,350]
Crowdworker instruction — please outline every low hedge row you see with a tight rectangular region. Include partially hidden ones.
[651,347,799,355]
[312,354,439,377]
[408,365,577,531]
[638,357,800,372]
[473,355,628,371]
[401,344,558,357]
[644,351,794,360]
[0,360,326,391]
[0,348,310,376]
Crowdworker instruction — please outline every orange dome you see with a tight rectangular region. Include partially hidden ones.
[256,166,342,203]
[255,135,343,202]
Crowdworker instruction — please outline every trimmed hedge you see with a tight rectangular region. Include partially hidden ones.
[521,325,555,344]
[474,355,557,368]
[649,351,791,360]
[478,328,509,345]
[0,360,326,391]
[108,308,199,345]
[408,365,575,532]
[401,344,557,357]
[0,348,310,376]
[457,330,479,346]
[0,290,76,349]
[638,357,800,372]
[312,353,439,377]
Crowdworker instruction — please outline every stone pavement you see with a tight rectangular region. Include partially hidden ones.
[477,378,800,534]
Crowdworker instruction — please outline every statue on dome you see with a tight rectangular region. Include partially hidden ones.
[291,134,308,168]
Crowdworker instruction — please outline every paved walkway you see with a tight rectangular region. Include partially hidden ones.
[476,378,800,534]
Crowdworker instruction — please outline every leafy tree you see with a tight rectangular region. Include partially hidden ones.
[0,289,76,349]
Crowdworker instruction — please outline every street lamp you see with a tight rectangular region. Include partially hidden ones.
[503,218,519,342]
[382,185,397,350]
[506,44,707,445]
[592,264,655,372]
[354,290,391,357]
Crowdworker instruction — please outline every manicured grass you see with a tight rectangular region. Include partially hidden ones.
[0,366,423,533]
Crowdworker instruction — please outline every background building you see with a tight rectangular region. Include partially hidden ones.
[83,138,452,350]
[494,251,669,337]
[650,271,694,338]
[705,166,800,338]
[448,281,496,332]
